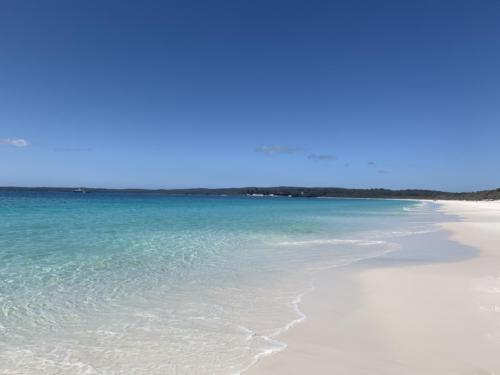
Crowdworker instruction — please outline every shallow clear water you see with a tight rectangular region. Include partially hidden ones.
[0,192,441,374]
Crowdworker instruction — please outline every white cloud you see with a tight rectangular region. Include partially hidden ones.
[307,153,336,161]
[255,145,299,155]
[1,138,30,147]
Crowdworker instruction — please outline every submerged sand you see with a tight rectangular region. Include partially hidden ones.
[247,201,500,374]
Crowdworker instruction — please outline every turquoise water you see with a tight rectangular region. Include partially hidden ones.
[0,192,437,374]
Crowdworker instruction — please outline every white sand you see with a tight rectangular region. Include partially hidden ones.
[247,201,500,374]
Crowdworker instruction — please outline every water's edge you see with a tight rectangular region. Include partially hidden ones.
[241,202,477,374]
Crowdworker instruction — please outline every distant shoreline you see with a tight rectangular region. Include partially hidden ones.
[1,186,499,201]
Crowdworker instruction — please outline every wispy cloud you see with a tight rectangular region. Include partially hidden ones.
[307,153,336,161]
[377,169,390,174]
[367,161,376,166]
[256,146,338,163]
[255,145,299,155]
[0,138,30,147]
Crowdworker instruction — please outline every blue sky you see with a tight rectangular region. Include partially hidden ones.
[1,0,499,191]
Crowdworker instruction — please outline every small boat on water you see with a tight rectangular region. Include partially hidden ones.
[72,188,87,193]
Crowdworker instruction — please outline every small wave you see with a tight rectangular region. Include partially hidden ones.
[386,228,440,237]
[269,285,312,337]
[238,240,403,374]
[236,281,314,375]
[277,239,387,246]
[403,201,432,212]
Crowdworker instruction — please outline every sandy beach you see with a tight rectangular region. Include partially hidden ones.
[247,201,500,375]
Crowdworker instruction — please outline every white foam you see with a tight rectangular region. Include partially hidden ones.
[277,238,387,246]
[236,282,314,375]
[239,241,403,374]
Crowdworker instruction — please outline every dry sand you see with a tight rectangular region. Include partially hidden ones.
[247,201,500,375]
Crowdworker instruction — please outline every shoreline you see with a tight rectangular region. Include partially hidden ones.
[246,200,500,374]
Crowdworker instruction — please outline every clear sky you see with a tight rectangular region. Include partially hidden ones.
[1,0,499,191]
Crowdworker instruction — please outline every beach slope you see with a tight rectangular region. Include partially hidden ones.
[247,201,500,374]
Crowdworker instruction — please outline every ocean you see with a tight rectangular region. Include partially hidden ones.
[0,191,443,374]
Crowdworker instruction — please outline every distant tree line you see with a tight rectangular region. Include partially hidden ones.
[1,186,499,200]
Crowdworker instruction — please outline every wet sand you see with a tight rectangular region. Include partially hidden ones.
[247,201,500,374]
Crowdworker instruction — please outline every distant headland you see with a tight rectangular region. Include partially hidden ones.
[1,186,499,200]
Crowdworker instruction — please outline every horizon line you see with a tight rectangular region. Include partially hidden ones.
[1,185,499,194]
